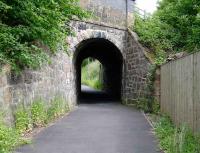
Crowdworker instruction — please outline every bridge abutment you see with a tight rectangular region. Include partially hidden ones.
[0,0,151,125]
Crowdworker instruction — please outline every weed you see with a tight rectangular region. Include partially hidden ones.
[14,105,32,134]
[0,95,70,152]
[31,99,47,127]
[0,122,19,153]
[154,116,200,153]
[47,96,69,122]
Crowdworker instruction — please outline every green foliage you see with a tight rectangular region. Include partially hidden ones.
[134,16,169,64]
[0,95,70,153]
[0,122,19,153]
[134,0,200,64]
[0,0,88,72]
[47,96,69,121]
[15,105,32,134]
[81,59,103,90]
[31,99,47,127]
[155,116,200,153]
[135,98,149,111]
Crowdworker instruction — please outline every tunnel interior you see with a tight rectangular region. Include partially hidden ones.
[73,38,123,103]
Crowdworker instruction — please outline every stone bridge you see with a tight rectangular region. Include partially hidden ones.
[0,0,150,124]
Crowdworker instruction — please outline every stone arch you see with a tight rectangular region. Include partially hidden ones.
[68,29,124,56]
[71,36,124,103]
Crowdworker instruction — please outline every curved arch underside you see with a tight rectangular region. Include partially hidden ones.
[74,38,123,103]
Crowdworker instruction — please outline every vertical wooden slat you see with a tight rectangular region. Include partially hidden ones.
[193,53,200,132]
[160,54,195,131]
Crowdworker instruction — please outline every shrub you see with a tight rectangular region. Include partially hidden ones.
[31,99,47,127]
[14,105,32,134]
[0,0,88,72]
[134,0,200,64]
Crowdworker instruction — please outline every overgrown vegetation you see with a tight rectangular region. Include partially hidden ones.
[47,96,69,122]
[137,65,200,153]
[134,1,200,152]
[154,115,200,153]
[31,99,47,127]
[134,0,200,65]
[1,95,70,153]
[0,0,88,72]
[81,58,103,90]
[15,105,32,134]
[0,123,20,153]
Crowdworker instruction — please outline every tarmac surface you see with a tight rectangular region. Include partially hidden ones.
[16,86,161,153]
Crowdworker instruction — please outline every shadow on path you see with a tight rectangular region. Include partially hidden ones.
[80,85,119,103]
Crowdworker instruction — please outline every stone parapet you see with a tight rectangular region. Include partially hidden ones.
[79,0,135,28]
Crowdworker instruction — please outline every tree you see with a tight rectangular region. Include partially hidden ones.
[0,0,88,71]
[134,0,200,64]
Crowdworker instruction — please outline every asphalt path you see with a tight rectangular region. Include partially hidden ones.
[15,86,161,153]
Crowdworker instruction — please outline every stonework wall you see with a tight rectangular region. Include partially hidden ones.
[122,30,151,104]
[68,20,150,104]
[68,20,126,54]
[68,20,127,98]
[0,51,76,125]
[79,0,135,28]
[154,68,161,102]
[0,65,13,125]
[0,1,152,124]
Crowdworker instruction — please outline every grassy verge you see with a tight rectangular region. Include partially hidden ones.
[0,95,70,153]
[81,59,103,90]
[147,114,200,153]
[137,97,200,153]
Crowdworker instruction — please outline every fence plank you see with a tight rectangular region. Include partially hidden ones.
[161,54,195,131]
[193,53,200,132]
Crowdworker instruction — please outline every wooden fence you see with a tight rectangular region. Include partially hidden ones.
[161,52,200,132]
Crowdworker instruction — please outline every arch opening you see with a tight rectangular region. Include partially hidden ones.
[81,58,104,91]
[73,38,123,103]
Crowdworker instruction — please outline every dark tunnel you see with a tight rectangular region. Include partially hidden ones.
[73,38,123,103]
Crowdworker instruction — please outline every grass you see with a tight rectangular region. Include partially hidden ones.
[31,99,47,127]
[15,105,32,134]
[151,115,200,153]
[47,96,69,122]
[81,59,103,90]
[0,122,19,153]
[0,95,70,153]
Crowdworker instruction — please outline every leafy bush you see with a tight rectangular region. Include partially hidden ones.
[81,59,103,90]
[154,116,200,153]
[0,0,88,72]
[31,99,47,127]
[47,96,69,121]
[15,105,32,134]
[134,0,200,64]
[0,122,19,153]
[134,15,169,64]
